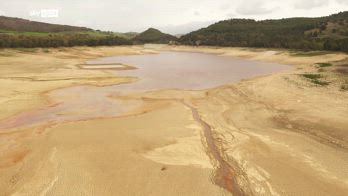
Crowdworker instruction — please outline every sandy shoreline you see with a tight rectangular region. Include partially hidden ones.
[0,45,347,195]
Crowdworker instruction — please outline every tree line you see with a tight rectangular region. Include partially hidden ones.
[0,33,132,48]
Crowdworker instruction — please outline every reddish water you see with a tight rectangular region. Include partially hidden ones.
[0,51,290,130]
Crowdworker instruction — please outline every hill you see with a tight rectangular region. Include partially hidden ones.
[0,16,91,32]
[180,11,348,52]
[0,17,133,48]
[133,28,178,44]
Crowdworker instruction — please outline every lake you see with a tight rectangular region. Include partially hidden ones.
[88,51,290,91]
[0,51,290,129]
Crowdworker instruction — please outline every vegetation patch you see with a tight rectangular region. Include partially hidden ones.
[300,73,330,86]
[316,63,333,67]
[311,79,330,86]
[301,73,322,80]
[291,51,331,57]
[0,32,132,48]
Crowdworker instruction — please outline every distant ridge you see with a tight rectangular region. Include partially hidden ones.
[180,11,348,52]
[133,28,178,44]
[1,11,348,51]
[0,16,91,32]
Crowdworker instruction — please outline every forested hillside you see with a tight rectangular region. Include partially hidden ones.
[180,12,348,52]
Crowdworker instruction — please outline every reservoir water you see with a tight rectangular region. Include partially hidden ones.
[88,51,289,91]
[0,51,290,130]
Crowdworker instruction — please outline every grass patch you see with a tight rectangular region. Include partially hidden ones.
[301,73,322,80]
[312,80,330,86]
[300,73,330,86]
[291,51,331,57]
[316,63,333,67]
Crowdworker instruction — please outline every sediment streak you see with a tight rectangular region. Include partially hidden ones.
[181,100,244,196]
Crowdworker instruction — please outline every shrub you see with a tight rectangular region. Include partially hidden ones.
[301,74,322,80]
[316,63,332,67]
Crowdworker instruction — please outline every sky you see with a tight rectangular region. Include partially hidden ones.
[0,0,347,34]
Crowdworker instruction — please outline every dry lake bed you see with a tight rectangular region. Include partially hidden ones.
[0,45,347,196]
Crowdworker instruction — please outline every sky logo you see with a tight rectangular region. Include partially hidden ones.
[29,9,59,18]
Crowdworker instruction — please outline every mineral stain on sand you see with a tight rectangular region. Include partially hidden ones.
[182,100,244,195]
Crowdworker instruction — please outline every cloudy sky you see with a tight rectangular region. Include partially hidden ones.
[0,0,347,34]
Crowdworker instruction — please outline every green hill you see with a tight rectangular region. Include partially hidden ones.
[180,11,348,52]
[133,28,177,44]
